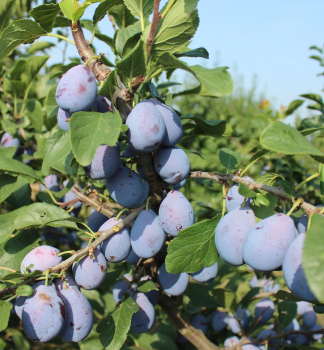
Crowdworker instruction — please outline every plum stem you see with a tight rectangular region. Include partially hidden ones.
[222,186,227,216]
[286,198,303,216]
[44,269,50,286]
[146,196,151,210]
[295,172,319,191]
[57,251,75,257]
[115,208,129,221]
[84,54,101,67]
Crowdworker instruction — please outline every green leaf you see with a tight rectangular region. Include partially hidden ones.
[148,0,199,55]
[0,147,16,159]
[94,33,115,52]
[29,3,60,32]
[278,301,297,331]
[42,129,76,176]
[157,81,181,90]
[0,211,17,244]
[285,99,304,116]
[313,304,324,314]
[46,85,59,119]
[98,70,117,102]
[27,40,55,54]
[190,65,234,98]
[116,39,146,80]
[97,294,139,349]
[93,0,121,26]
[21,55,50,88]
[300,126,324,136]
[14,203,78,231]
[108,3,137,29]
[59,0,78,21]
[0,301,12,332]
[0,157,42,182]
[181,114,226,138]
[26,99,44,133]
[219,148,241,171]
[115,21,142,57]
[165,215,220,274]
[214,288,238,310]
[303,214,324,303]
[137,280,158,293]
[0,19,47,60]
[185,283,219,308]
[240,287,261,308]
[175,47,209,59]
[0,0,15,34]
[72,0,101,23]
[274,290,301,302]
[300,93,324,106]
[49,62,79,79]
[0,229,40,279]
[260,121,324,156]
[16,285,33,297]
[124,0,154,18]
[1,120,19,135]
[276,180,295,199]
[244,149,269,170]
[238,182,257,198]
[70,111,122,166]
[0,175,29,205]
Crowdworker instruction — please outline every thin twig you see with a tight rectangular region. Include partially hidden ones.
[146,0,161,61]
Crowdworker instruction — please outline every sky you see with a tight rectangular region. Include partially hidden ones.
[44,0,324,118]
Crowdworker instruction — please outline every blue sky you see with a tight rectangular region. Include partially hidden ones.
[44,0,324,118]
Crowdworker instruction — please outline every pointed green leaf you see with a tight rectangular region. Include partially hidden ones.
[42,129,76,176]
[14,203,77,231]
[303,214,324,303]
[0,211,17,244]
[219,148,241,171]
[0,175,30,205]
[181,114,226,138]
[0,301,12,332]
[59,0,78,21]
[238,182,257,198]
[116,39,146,80]
[72,0,101,23]
[137,280,158,293]
[46,85,59,119]
[165,215,220,274]
[260,121,324,156]
[50,62,79,79]
[300,93,324,106]
[98,70,117,102]
[278,301,297,331]
[0,157,42,182]
[175,47,209,59]
[27,40,55,54]
[16,285,33,297]
[29,3,60,32]
[21,55,50,87]
[108,3,137,29]
[97,294,139,349]
[0,229,40,279]
[115,20,142,57]
[0,19,47,60]
[70,111,122,166]
[285,99,304,116]
[93,0,122,26]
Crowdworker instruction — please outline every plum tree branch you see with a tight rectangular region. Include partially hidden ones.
[146,0,161,61]
[188,171,322,216]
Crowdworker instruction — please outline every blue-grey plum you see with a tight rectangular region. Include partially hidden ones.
[84,144,120,180]
[21,245,62,273]
[94,95,112,113]
[1,132,20,148]
[257,330,279,348]
[72,249,107,289]
[263,280,280,293]
[173,179,186,189]
[285,318,300,341]
[140,276,159,306]
[310,324,323,340]
[241,344,260,350]
[15,281,55,319]
[131,210,166,258]
[191,262,218,283]
[157,262,189,296]
[22,285,65,342]
[126,101,166,152]
[158,190,195,236]
[254,298,274,323]
[224,336,240,348]
[242,213,296,271]
[215,206,256,266]
[121,146,136,158]
[106,163,144,208]
[57,108,71,131]
[55,65,98,113]
[226,314,241,333]
[87,208,109,233]
[147,98,183,147]
[225,177,253,212]
[297,301,310,315]
[192,314,208,334]
[237,305,250,328]
[40,174,60,193]
[54,279,93,342]
[211,310,227,331]
[282,233,317,302]
[99,218,131,262]
[112,274,133,303]
[154,146,190,184]
[137,180,149,206]
[23,148,35,165]
[130,293,155,333]
[125,248,141,265]
[303,308,317,328]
